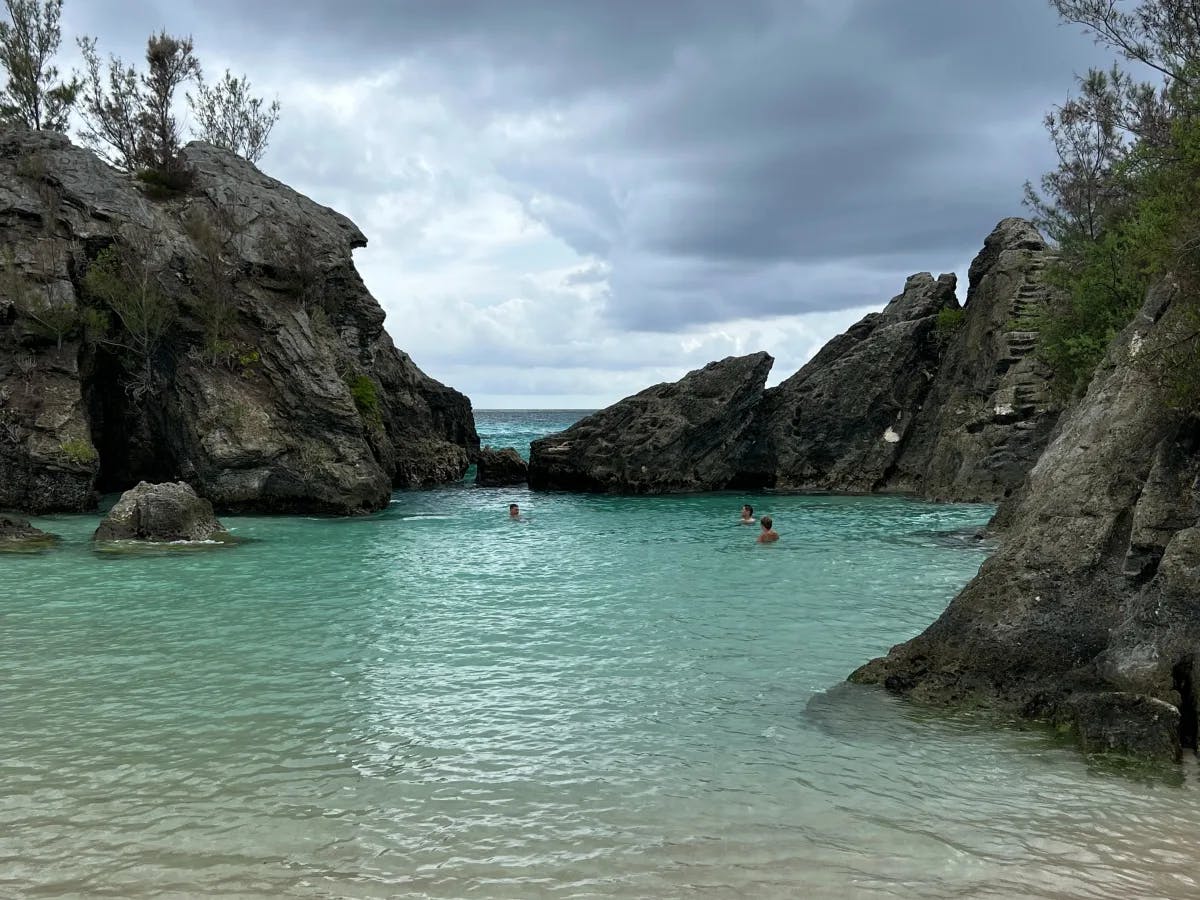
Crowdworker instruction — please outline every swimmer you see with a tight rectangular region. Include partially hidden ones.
[739,504,755,525]
[508,502,521,520]
[757,515,779,544]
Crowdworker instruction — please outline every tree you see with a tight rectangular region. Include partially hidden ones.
[82,233,177,397]
[138,31,199,172]
[183,203,245,363]
[76,31,199,174]
[187,70,280,163]
[1026,0,1200,403]
[0,0,78,131]
[76,37,144,172]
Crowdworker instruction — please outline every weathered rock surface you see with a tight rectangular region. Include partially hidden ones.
[753,272,958,491]
[528,217,1063,499]
[475,446,528,487]
[93,480,230,542]
[0,127,478,514]
[0,513,58,551]
[850,283,1200,760]
[528,353,773,493]
[888,218,1063,501]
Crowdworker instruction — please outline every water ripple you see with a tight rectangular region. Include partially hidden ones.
[4,457,1200,898]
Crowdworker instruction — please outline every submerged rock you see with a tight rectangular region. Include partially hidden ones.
[475,446,528,487]
[93,481,231,543]
[528,352,773,493]
[850,282,1200,760]
[0,513,59,552]
[0,127,477,515]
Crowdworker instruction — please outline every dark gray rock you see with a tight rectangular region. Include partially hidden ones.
[755,272,958,491]
[888,218,1064,502]
[476,446,528,487]
[850,282,1200,760]
[1062,693,1182,761]
[528,352,773,493]
[93,481,230,542]
[0,513,58,551]
[0,127,478,515]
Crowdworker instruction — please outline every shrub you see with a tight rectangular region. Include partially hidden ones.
[58,437,97,465]
[346,374,382,426]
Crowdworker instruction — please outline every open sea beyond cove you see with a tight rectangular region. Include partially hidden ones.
[4,409,1200,899]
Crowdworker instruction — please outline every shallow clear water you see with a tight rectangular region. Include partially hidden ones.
[3,412,1200,899]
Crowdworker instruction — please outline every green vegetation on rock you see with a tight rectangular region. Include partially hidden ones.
[1025,0,1200,409]
[58,437,97,465]
[346,374,382,426]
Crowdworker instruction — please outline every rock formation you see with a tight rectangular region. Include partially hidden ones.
[94,480,231,542]
[887,218,1063,501]
[751,272,958,491]
[850,282,1200,760]
[528,218,1063,499]
[0,513,58,551]
[528,352,773,493]
[0,127,478,515]
[475,446,528,487]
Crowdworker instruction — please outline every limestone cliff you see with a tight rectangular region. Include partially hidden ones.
[0,128,477,514]
[888,218,1063,501]
[528,352,772,493]
[851,282,1200,760]
[528,218,1063,499]
[752,272,958,492]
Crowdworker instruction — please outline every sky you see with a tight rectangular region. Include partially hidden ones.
[56,0,1111,408]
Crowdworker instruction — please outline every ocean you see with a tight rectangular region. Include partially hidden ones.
[2,410,1198,898]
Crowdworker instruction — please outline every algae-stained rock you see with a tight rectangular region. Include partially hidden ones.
[851,282,1200,760]
[889,218,1064,502]
[0,514,59,552]
[476,446,528,487]
[528,352,773,493]
[93,481,231,543]
[1065,693,1182,762]
[0,127,478,515]
[755,272,958,491]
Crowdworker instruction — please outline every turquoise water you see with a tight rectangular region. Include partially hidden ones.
[3,412,1200,899]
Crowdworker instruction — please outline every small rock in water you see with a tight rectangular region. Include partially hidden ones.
[475,447,529,487]
[0,515,60,553]
[93,482,234,544]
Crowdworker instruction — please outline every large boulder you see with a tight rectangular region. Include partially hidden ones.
[93,481,230,542]
[850,282,1200,760]
[0,513,58,551]
[887,218,1064,501]
[0,127,477,515]
[475,446,528,487]
[750,272,958,491]
[528,352,773,493]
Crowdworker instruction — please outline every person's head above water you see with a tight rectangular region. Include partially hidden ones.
[741,504,754,519]
[508,503,520,518]
[760,515,773,530]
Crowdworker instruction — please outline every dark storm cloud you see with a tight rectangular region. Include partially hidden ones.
[66,0,1110,338]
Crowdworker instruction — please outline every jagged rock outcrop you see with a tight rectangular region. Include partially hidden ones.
[527,218,1064,499]
[528,352,773,493]
[94,480,231,542]
[0,513,58,551]
[887,218,1063,501]
[475,446,528,487]
[850,282,1200,760]
[750,272,958,491]
[0,127,478,514]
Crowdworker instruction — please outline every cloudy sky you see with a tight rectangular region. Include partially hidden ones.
[59,0,1108,408]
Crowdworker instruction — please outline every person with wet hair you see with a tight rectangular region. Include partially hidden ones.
[739,504,755,525]
[757,515,779,544]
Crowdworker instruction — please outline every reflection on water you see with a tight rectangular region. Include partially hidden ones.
[3,415,1199,898]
